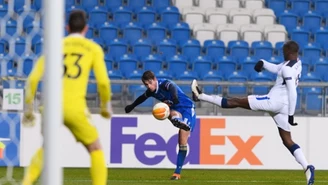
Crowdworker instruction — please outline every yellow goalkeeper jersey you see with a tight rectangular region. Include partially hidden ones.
[25,33,111,106]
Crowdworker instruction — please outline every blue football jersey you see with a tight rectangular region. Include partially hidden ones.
[145,78,194,109]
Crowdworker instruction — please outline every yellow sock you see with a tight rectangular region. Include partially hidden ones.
[90,150,107,185]
[22,148,43,185]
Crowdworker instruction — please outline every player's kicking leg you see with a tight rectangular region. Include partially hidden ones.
[169,110,191,132]
[191,79,251,109]
[22,148,43,185]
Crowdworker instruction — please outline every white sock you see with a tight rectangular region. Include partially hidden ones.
[293,148,309,170]
[199,93,223,107]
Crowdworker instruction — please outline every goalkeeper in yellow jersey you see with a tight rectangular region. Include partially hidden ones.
[22,10,112,185]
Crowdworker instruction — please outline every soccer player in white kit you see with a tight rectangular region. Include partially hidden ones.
[191,41,315,185]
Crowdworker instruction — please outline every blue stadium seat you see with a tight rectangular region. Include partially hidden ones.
[127,0,147,11]
[22,13,35,30]
[81,0,99,11]
[13,0,25,12]
[157,39,177,60]
[302,11,322,32]
[88,6,108,27]
[324,42,328,55]
[142,54,163,73]
[152,0,171,11]
[313,57,328,78]
[170,22,191,45]
[290,27,310,47]
[122,22,144,44]
[6,19,17,36]
[118,54,139,77]
[34,0,42,11]
[228,40,249,62]
[108,70,124,95]
[156,70,173,79]
[301,62,310,75]
[203,40,225,60]
[314,27,328,48]
[146,23,168,44]
[127,70,144,93]
[104,54,114,70]
[250,72,273,95]
[14,37,26,56]
[22,55,35,76]
[240,56,258,77]
[159,6,180,27]
[0,4,7,18]
[66,0,75,7]
[275,41,284,56]
[227,71,248,95]
[167,55,188,77]
[302,43,322,62]
[133,85,154,108]
[268,0,287,16]
[136,6,157,28]
[2,79,25,89]
[305,88,322,114]
[301,72,322,93]
[0,39,7,54]
[89,37,105,48]
[278,11,299,32]
[176,71,198,94]
[181,39,201,61]
[113,6,133,27]
[267,56,284,64]
[290,0,311,16]
[99,22,119,44]
[215,56,237,78]
[132,39,153,60]
[107,39,128,60]
[192,56,212,79]
[202,71,224,94]
[105,0,123,11]
[252,41,273,60]
[32,34,43,55]
[87,82,97,95]
[85,26,94,39]
[314,0,328,16]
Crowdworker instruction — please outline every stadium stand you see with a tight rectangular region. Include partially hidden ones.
[1,0,328,115]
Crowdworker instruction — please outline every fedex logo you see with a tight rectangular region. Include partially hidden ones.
[110,117,263,166]
[0,141,5,159]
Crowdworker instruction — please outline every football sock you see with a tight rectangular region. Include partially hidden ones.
[198,94,228,108]
[174,145,187,174]
[22,148,43,185]
[90,150,107,185]
[289,144,308,170]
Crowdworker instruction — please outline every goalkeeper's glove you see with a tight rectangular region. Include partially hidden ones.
[100,101,113,119]
[254,60,264,72]
[22,104,36,127]
[288,115,298,126]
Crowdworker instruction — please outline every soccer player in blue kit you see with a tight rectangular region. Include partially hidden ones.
[125,70,196,180]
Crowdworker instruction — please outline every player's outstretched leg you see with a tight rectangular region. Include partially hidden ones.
[191,79,251,110]
[171,129,189,180]
[22,148,43,185]
[278,128,315,185]
[85,139,107,185]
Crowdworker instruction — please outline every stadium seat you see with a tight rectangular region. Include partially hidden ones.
[22,54,35,76]
[13,0,25,12]
[88,6,108,27]
[181,7,205,28]
[240,24,264,45]
[167,55,188,77]
[278,11,299,32]
[192,56,213,78]
[108,70,124,95]
[152,0,172,11]
[302,43,322,62]
[0,4,7,18]
[250,71,273,95]
[159,6,180,27]
[13,36,26,56]
[305,88,323,114]
[142,54,163,73]
[113,6,133,27]
[205,8,229,24]
[33,0,42,11]
[127,0,147,11]
[81,0,99,11]
[302,11,322,32]
[290,0,311,17]
[215,56,237,78]
[87,82,97,96]
[290,27,310,47]
[136,6,157,28]
[156,70,173,79]
[193,23,216,46]
[89,38,105,49]
[157,39,177,59]
[107,39,128,60]
[229,8,252,25]
[264,24,287,46]
[181,39,201,61]
[274,41,284,56]
[118,54,139,77]
[122,22,144,44]
[221,0,240,8]
[146,23,168,44]
[203,40,225,60]
[6,19,17,36]
[267,56,284,64]
[99,22,119,44]
[252,41,274,60]
[132,39,153,60]
[313,57,328,78]
[267,0,286,16]
[174,0,194,8]
[240,56,258,76]
[198,0,218,9]
[170,22,191,45]
[85,26,94,39]
[202,71,224,94]
[0,39,7,54]
[244,0,264,10]
[176,71,198,94]
[252,8,276,25]
[133,85,154,108]
[104,54,114,70]
[227,71,248,95]
[228,40,250,62]
[314,27,328,48]
[32,36,43,55]
[127,70,144,93]
[301,72,322,93]
[65,0,75,7]
[313,0,328,16]
[216,24,240,46]
[105,0,123,10]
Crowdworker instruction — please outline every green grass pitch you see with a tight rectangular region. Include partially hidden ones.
[1,168,328,185]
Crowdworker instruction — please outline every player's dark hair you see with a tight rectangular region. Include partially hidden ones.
[284,40,299,54]
[142,70,155,82]
[68,10,87,33]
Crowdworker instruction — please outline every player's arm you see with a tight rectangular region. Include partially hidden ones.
[282,67,297,124]
[254,59,283,74]
[124,90,152,113]
[93,46,112,118]
[162,80,179,105]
